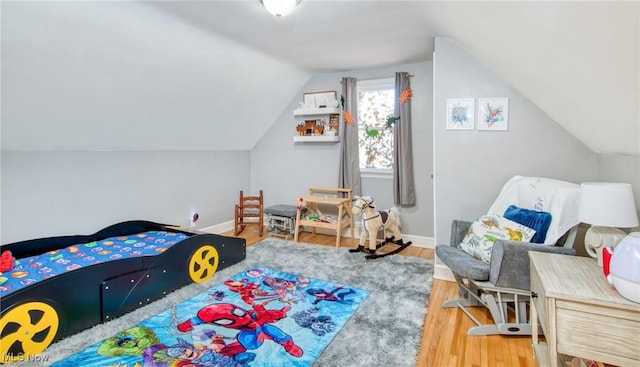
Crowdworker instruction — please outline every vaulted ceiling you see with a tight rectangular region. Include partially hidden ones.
[2,1,638,156]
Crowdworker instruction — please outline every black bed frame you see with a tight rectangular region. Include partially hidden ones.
[0,220,246,362]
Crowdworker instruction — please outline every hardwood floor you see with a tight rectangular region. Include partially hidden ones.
[221,227,537,367]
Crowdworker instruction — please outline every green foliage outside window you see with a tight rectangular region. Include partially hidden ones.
[358,89,394,170]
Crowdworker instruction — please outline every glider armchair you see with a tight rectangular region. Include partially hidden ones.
[435,176,581,336]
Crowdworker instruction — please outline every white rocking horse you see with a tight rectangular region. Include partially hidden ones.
[349,196,412,259]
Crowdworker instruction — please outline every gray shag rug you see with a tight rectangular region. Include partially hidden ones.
[17,238,434,366]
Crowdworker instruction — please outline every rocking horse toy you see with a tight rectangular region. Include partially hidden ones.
[349,196,412,259]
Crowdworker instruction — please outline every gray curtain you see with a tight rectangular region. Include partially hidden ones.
[338,77,361,197]
[393,72,415,206]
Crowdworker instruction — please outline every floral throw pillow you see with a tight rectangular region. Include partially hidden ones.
[457,214,536,264]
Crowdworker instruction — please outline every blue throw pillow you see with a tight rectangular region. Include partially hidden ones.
[503,205,552,244]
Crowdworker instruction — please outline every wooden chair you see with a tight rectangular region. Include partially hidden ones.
[234,190,264,236]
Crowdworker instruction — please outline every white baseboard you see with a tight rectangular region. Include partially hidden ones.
[402,234,434,249]
[199,221,234,234]
[349,222,434,249]
[203,219,454,284]
[198,220,435,249]
[201,219,452,281]
[433,263,455,282]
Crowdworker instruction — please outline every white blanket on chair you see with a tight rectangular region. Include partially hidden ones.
[488,175,581,245]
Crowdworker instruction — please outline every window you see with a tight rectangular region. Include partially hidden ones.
[357,78,395,174]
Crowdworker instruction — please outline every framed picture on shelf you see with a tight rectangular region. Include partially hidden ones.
[446,98,475,130]
[303,90,338,109]
[478,98,509,131]
[328,114,339,136]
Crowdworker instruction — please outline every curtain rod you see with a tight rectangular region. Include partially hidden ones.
[340,73,414,83]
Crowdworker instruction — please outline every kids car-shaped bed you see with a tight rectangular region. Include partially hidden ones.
[0,220,246,363]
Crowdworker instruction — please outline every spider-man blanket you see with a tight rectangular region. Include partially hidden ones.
[52,267,369,367]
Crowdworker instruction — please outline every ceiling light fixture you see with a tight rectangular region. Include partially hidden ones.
[261,0,299,18]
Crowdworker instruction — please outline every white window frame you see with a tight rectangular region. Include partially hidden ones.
[360,168,393,179]
[357,77,395,177]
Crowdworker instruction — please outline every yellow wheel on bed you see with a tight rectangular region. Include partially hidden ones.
[188,245,220,284]
[0,301,59,363]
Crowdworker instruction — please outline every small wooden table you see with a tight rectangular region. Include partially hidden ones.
[293,187,354,248]
[529,252,640,367]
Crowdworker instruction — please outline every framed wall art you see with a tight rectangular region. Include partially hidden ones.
[303,90,338,109]
[478,98,509,131]
[446,98,475,130]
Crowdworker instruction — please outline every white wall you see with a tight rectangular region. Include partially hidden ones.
[250,62,435,238]
[433,37,598,248]
[1,151,250,243]
[596,153,640,232]
[1,1,310,151]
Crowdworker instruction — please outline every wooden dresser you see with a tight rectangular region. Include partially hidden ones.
[529,252,640,367]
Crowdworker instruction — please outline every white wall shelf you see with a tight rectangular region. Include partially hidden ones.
[293,107,341,116]
[294,107,340,143]
[293,136,340,143]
